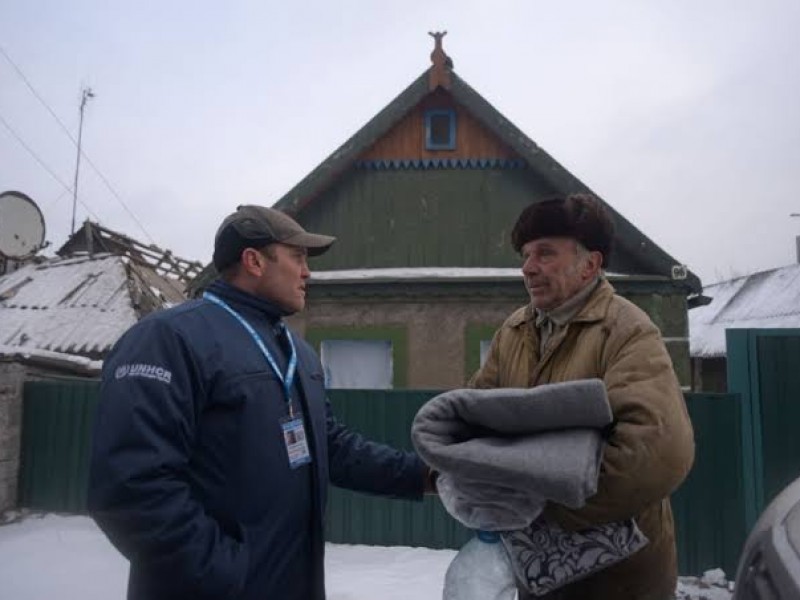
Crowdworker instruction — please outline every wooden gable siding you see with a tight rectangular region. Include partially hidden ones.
[298,166,655,274]
[360,90,518,161]
[299,168,553,270]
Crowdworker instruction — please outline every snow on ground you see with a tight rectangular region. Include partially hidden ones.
[0,513,733,599]
[326,543,455,600]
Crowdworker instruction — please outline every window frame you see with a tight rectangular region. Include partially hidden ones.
[424,108,457,151]
[305,325,408,388]
[464,323,500,381]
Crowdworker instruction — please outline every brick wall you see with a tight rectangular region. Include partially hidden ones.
[0,363,24,512]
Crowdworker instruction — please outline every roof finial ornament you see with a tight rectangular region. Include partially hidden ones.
[428,31,453,91]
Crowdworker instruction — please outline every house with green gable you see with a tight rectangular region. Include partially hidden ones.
[197,33,703,390]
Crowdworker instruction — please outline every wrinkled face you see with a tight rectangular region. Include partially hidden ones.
[245,243,310,313]
[520,237,601,311]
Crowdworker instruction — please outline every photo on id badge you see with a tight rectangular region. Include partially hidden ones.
[281,416,311,468]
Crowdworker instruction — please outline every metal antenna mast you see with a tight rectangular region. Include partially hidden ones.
[71,86,95,234]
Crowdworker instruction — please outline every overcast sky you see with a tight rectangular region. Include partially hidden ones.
[2,0,799,284]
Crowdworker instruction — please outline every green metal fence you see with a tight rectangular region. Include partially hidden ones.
[18,378,100,513]
[17,381,750,575]
[755,334,800,504]
[671,393,746,578]
[329,391,748,576]
[326,390,471,549]
[727,328,800,529]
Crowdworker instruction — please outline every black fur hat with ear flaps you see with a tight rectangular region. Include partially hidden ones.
[511,194,615,267]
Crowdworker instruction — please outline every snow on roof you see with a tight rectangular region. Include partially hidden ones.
[0,344,102,375]
[689,263,800,358]
[309,267,629,283]
[0,253,180,358]
[309,267,524,282]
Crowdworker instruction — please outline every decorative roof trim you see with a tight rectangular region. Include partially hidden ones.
[428,31,453,91]
[355,158,527,170]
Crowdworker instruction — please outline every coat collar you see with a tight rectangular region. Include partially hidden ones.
[206,279,290,324]
[508,278,616,329]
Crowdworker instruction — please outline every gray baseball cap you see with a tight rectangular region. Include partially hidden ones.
[213,205,336,270]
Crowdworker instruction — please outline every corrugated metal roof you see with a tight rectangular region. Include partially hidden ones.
[0,253,183,358]
[689,263,800,358]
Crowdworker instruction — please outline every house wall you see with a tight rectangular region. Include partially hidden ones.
[692,356,728,393]
[291,279,691,390]
[626,291,691,388]
[292,296,517,389]
[0,362,24,512]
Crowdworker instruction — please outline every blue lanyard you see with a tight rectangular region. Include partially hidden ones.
[203,292,298,416]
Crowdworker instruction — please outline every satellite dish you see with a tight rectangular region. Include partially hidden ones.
[0,190,46,259]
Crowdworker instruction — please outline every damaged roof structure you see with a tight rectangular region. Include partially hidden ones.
[0,220,195,364]
[0,253,184,360]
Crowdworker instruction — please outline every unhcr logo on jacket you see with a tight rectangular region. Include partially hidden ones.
[115,363,173,384]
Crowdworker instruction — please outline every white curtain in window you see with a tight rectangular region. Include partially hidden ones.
[320,340,393,389]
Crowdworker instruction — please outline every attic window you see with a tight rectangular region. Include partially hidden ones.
[425,109,456,150]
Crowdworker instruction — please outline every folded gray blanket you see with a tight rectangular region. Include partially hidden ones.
[411,380,612,530]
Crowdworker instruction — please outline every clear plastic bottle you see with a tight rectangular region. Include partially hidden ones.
[443,530,517,600]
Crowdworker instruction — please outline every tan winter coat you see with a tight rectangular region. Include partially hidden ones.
[470,279,695,600]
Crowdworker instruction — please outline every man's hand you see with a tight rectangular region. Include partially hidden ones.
[424,468,439,495]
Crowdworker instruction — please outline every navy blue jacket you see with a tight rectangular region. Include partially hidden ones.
[88,280,425,600]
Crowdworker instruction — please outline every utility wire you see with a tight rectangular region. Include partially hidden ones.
[0,112,100,221]
[0,113,72,191]
[0,44,154,244]
[45,188,72,209]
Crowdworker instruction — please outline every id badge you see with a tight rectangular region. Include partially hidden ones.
[280,415,312,469]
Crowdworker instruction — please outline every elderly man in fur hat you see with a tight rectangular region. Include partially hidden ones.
[470,194,695,600]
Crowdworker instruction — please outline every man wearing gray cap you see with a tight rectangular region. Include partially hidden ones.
[88,205,432,600]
